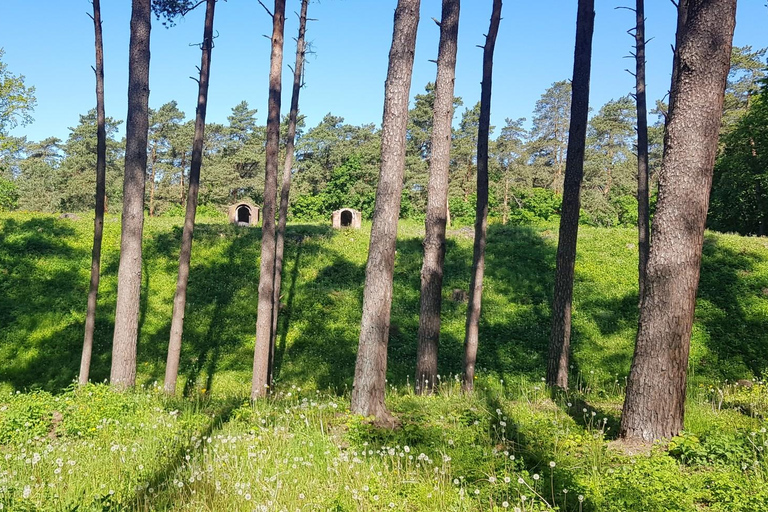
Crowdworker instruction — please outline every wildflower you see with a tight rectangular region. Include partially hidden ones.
[533,474,540,480]
[549,461,556,468]
[474,489,480,495]
[502,502,509,509]
[578,495,584,502]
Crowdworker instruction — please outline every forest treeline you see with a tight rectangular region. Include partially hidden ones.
[1,45,764,232]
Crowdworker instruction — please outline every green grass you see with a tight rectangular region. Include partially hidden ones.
[2,211,768,510]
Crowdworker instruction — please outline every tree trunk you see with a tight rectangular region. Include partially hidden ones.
[351,0,420,423]
[753,139,765,237]
[620,0,736,442]
[251,0,286,400]
[635,0,650,306]
[180,162,185,207]
[546,0,595,390]
[462,0,501,393]
[80,0,107,386]
[110,0,151,389]
[502,174,509,225]
[414,0,459,395]
[149,144,157,216]
[271,0,309,384]
[164,0,216,396]
[666,0,689,133]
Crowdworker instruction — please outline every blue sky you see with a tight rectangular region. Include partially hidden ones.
[1,0,766,143]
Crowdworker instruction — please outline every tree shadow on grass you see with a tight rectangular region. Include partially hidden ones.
[270,224,559,392]
[132,395,246,508]
[695,234,768,381]
[0,216,115,390]
[136,223,336,394]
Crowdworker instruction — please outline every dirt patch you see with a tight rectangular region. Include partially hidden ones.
[607,437,659,456]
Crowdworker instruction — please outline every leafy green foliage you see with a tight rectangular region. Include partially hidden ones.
[0,176,17,210]
[709,82,768,235]
[0,48,36,151]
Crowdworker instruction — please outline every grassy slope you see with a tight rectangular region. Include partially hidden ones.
[1,212,767,394]
[2,212,768,510]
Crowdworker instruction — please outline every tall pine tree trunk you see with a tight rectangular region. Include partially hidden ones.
[620,0,735,442]
[462,0,501,393]
[546,0,595,390]
[149,145,157,216]
[351,0,420,424]
[270,0,309,384]
[165,0,216,396]
[79,0,107,386]
[111,0,151,389]
[414,0,459,395]
[252,0,286,400]
[635,0,650,306]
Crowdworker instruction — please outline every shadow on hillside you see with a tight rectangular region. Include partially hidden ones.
[273,224,557,391]
[696,234,768,380]
[10,215,764,397]
[0,219,559,393]
[0,217,116,390]
[137,223,334,395]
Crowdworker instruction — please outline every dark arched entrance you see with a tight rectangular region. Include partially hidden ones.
[341,209,353,227]
[237,205,251,224]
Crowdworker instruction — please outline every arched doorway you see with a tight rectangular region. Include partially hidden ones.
[341,209,353,227]
[237,205,251,224]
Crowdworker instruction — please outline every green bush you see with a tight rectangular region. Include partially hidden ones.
[0,177,18,211]
[161,202,224,219]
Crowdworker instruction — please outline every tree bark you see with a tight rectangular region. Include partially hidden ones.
[462,0,501,393]
[635,0,650,306]
[165,0,216,396]
[252,0,285,400]
[502,174,509,225]
[546,0,595,390]
[620,0,736,442]
[270,0,309,385]
[149,144,157,216]
[110,0,151,389]
[415,0,459,395]
[351,0,420,423]
[80,0,107,386]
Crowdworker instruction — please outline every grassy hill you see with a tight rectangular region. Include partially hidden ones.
[2,212,767,394]
[2,211,768,510]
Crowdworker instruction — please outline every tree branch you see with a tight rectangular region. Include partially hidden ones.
[257,0,274,18]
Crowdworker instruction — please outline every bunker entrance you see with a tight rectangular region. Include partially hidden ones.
[341,210,353,227]
[237,205,251,224]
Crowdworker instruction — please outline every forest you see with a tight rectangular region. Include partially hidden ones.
[4,53,768,232]
[1,0,768,510]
